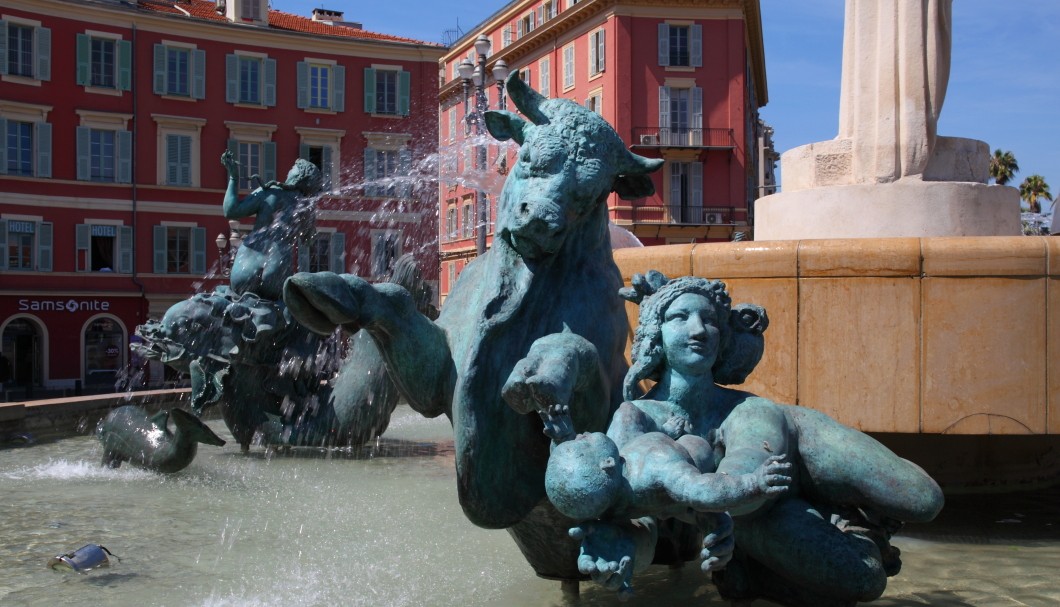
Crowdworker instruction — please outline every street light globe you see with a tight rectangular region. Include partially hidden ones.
[492,59,509,82]
[474,34,491,57]
[457,59,474,80]
[472,66,483,87]
[215,233,227,251]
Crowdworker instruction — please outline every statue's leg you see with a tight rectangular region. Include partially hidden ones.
[506,501,585,581]
[728,497,887,606]
[788,406,944,523]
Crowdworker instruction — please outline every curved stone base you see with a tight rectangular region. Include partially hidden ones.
[755,181,1020,241]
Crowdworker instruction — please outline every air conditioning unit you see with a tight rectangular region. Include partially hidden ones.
[705,212,724,225]
[639,134,659,145]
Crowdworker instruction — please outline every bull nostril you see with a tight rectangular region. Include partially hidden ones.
[519,202,530,215]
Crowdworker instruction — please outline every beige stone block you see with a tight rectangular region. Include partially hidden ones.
[1050,278,1060,434]
[797,277,920,432]
[799,238,920,278]
[1047,237,1060,276]
[691,240,798,279]
[921,236,1045,277]
[922,277,1047,434]
[722,278,798,406]
[614,244,692,282]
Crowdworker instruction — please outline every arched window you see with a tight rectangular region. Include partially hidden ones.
[1,317,44,388]
[83,316,125,387]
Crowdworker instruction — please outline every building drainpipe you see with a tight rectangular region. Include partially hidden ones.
[130,24,147,324]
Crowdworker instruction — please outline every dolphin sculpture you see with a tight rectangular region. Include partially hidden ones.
[98,406,226,473]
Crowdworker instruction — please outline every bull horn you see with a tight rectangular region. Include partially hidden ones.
[506,73,549,125]
[622,150,664,175]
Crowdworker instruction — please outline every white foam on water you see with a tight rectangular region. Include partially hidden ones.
[0,458,156,482]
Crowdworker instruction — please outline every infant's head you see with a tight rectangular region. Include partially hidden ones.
[546,432,623,521]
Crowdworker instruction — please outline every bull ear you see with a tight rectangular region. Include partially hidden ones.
[484,110,527,145]
[613,174,657,200]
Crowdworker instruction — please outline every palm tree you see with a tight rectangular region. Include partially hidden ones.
[989,149,1019,185]
[1018,174,1052,213]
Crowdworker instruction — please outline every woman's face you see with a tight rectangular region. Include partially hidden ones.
[661,293,721,376]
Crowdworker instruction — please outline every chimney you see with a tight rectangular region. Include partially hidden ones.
[311,8,362,29]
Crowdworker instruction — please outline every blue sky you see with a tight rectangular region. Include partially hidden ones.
[273,0,1059,205]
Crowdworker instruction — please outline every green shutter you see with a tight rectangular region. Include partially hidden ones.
[0,21,8,76]
[192,49,206,99]
[37,222,53,271]
[76,34,90,85]
[118,225,133,273]
[263,57,276,106]
[690,162,703,213]
[153,44,166,94]
[332,65,345,112]
[398,70,411,116]
[658,23,669,66]
[363,148,377,196]
[262,141,276,183]
[153,225,166,273]
[399,148,412,198]
[322,145,333,191]
[0,118,6,174]
[76,127,91,181]
[179,135,191,186]
[690,24,703,68]
[299,143,310,159]
[36,27,51,81]
[117,130,132,183]
[191,227,206,275]
[165,134,179,185]
[225,53,238,103]
[330,232,345,273]
[0,219,6,270]
[691,87,703,145]
[75,224,90,271]
[363,68,376,113]
[659,87,670,141]
[298,238,310,272]
[227,138,238,155]
[296,61,308,109]
[118,40,132,90]
[35,122,51,178]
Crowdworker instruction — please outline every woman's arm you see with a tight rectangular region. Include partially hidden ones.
[221,150,263,219]
[713,398,792,516]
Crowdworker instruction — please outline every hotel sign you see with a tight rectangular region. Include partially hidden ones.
[18,298,111,312]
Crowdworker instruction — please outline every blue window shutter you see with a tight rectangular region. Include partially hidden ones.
[76,224,90,271]
[299,143,310,159]
[322,145,333,190]
[0,219,7,270]
[153,225,166,273]
[153,44,166,94]
[262,141,276,182]
[76,34,90,85]
[332,65,345,112]
[658,23,669,66]
[691,86,703,145]
[227,138,238,155]
[330,231,345,272]
[363,68,376,113]
[192,49,206,99]
[0,21,8,76]
[659,87,670,138]
[363,148,377,196]
[36,27,51,81]
[166,134,179,184]
[118,40,132,90]
[179,135,191,186]
[191,227,206,275]
[0,118,7,174]
[399,148,412,198]
[37,222,53,271]
[398,70,411,116]
[263,57,276,106]
[225,54,238,103]
[690,24,703,68]
[35,122,51,178]
[76,126,91,181]
[119,226,133,273]
[296,61,308,109]
[298,240,310,272]
[690,162,703,214]
[117,130,132,183]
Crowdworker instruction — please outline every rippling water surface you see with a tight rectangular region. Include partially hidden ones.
[2,406,1059,606]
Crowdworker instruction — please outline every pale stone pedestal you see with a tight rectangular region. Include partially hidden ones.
[755,136,1021,240]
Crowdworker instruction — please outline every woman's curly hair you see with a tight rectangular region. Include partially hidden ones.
[620,271,768,400]
[289,158,324,196]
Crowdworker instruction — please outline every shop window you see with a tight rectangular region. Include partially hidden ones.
[84,317,124,387]
[0,218,52,271]
[153,224,206,274]
[363,67,410,116]
[2,317,43,388]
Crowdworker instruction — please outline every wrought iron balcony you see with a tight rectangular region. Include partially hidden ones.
[631,205,737,226]
[631,127,735,149]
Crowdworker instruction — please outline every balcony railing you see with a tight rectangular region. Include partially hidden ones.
[631,205,738,226]
[632,127,735,149]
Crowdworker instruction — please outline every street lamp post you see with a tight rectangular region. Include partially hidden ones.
[214,219,244,277]
[457,35,509,256]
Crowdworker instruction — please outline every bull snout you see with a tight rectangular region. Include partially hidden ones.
[508,199,567,259]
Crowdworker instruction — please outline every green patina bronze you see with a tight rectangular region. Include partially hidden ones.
[533,271,944,605]
[97,405,225,473]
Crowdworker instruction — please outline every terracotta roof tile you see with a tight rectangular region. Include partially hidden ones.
[137,1,441,46]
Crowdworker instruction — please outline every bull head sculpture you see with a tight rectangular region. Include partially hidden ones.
[483,74,663,260]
